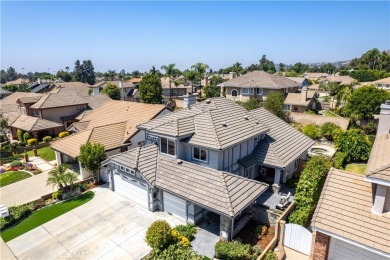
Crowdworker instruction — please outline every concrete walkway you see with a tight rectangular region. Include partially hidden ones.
[285,247,309,260]
[191,214,220,259]
[27,156,54,172]
[1,237,16,260]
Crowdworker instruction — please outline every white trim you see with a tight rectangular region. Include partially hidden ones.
[364,176,390,187]
[160,137,176,156]
[192,146,208,162]
[312,227,390,258]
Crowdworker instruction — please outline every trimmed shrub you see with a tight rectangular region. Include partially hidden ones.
[9,160,22,167]
[42,136,52,143]
[27,138,38,146]
[52,190,63,200]
[23,132,32,143]
[146,220,173,251]
[288,156,332,226]
[0,204,32,231]
[215,240,257,260]
[146,244,203,260]
[173,224,197,241]
[17,129,24,142]
[320,122,342,141]
[264,250,278,260]
[58,131,69,138]
[333,151,346,169]
[302,124,321,139]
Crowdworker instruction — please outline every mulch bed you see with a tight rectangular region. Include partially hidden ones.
[235,219,276,250]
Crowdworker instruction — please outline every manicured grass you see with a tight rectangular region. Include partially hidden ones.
[322,110,338,117]
[1,191,94,242]
[345,163,366,174]
[0,171,32,187]
[18,147,56,162]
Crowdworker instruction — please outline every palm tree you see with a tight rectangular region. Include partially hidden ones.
[65,66,69,72]
[184,70,197,93]
[191,63,209,97]
[47,164,70,190]
[161,64,176,101]
[63,170,79,192]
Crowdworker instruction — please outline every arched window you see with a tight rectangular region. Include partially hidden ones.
[231,89,238,97]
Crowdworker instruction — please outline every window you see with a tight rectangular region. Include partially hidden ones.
[293,106,298,111]
[241,88,253,95]
[283,104,291,111]
[76,105,84,110]
[125,167,130,173]
[256,88,263,95]
[294,159,299,171]
[33,109,39,116]
[231,89,238,97]
[160,137,175,156]
[193,147,207,162]
[120,165,125,171]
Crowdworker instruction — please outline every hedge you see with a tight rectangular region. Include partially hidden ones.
[339,70,390,82]
[302,124,321,139]
[320,122,342,141]
[288,156,332,226]
[23,132,32,143]
[333,151,346,169]
[17,130,23,142]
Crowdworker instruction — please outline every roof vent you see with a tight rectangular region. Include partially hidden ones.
[222,122,227,127]
[244,115,249,120]
[176,159,183,164]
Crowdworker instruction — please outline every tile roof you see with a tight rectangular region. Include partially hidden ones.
[5,78,29,85]
[30,88,88,109]
[0,92,43,124]
[311,168,390,255]
[304,73,329,78]
[10,115,63,132]
[139,98,269,150]
[221,71,300,89]
[248,108,315,168]
[0,88,12,94]
[374,77,390,84]
[83,94,111,110]
[284,90,317,106]
[17,96,42,104]
[91,81,133,89]
[365,134,390,182]
[320,75,356,85]
[105,144,268,217]
[286,77,307,85]
[125,78,142,84]
[50,82,91,96]
[161,77,190,89]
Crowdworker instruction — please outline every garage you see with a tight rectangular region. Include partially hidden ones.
[113,172,148,208]
[329,238,388,260]
[163,191,187,221]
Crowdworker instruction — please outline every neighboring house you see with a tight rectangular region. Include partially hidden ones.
[90,81,136,101]
[303,72,329,81]
[101,97,313,240]
[29,83,52,93]
[161,77,192,100]
[0,87,12,99]
[310,101,390,260]
[283,87,320,112]
[319,75,356,86]
[51,101,171,179]
[374,77,390,91]
[220,71,300,105]
[5,78,30,87]
[286,77,309,88]
[125,77,142,87]
[9,115,63,140]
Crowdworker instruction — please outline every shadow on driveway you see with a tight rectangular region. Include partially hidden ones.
[191,212,220,259]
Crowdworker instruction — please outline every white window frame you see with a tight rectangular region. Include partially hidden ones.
[294,159,299,171]
[192,146,208,162]
[241,88,253,95]
[283,104,291,111]
[256,88,263,95]
[160,137,176,156]
[120,165,125,171]
[231,89,238,97]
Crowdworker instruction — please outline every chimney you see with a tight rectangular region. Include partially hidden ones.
[38,78,41,84]
[381,100,390,115]
[119,80,124,100]
[183,94,196,108]
[301,86,308,102]
[229,71,237,80]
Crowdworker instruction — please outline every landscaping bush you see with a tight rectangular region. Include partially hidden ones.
[362,121,377,135]
[9,160,22,167]
[146,244,204,260]
[264,250,278,260]
[333,151,346,169]
[58,131,69,138]
[173,224,197,241]
[23,132,32,143]
[146,220,173,251]
[52,190,63,200]
[288,156,332,226]
[19,142,26,147]
[27,138,38,146]
[172,230,191,248]
[334,129,372,163]
[302,124,321,139]
[17,130,23,142]
[320,122,342,141]
[285,178,299,189]
[0,204,32,231]
[215,240,258,260]
[42,136,52,143]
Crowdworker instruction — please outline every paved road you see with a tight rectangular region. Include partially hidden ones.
[6,187,185,260]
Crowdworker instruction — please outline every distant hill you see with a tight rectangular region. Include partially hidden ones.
[308,60,351,69]
[386,49,390,55]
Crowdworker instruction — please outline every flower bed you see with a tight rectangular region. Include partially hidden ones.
[234,219,275,251]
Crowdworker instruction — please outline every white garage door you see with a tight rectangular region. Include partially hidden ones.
[329,238,388,260]
[113,172,148,208]
[163,192,187,221]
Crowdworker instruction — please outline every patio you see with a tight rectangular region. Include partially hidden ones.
[256,184,295,210]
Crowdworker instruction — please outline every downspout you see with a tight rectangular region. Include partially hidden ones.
[230,217,235,241]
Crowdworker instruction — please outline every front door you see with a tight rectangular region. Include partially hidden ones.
[267,168,275,179]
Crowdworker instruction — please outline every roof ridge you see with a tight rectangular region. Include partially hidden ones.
[265,135,285,167]
[135,146,141,170]
[206,110,222,149]
[365,163,390,177]
[220,173,234,217]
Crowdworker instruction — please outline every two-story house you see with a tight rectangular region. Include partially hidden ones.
[310,100,390,260]
[219,71,300,105]
[102,97,314,240]
[90,80,136,101]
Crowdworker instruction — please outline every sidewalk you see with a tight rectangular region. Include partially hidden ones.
[1,237,16,260]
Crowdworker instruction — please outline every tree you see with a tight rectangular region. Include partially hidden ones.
[258,55,276,73]
[319,63,336,74]
[139,73,163,104]
[56,70,72,82]
[104,70,117,81]
[263,91,285,119]
[79,142,107,183]
[278,63,286,72]
[335,129,372,163]
[101,83,121,100]
[360,48,381,70]
[0,70,7,84]
[161,64,176,101]
[236,99,259,111]
[203,85,220,98]
[46,164,70,190]
[320,122,342,141]
[65,66,69,72]
[291,62,308,75]
[0,117,9,142]
[131,70,142,78]
[6,67,17,81]
[191,63,209,97]
[2,84,18,92]
[183,70,197,92]
[73,60,83,82]
[343,85,390,119]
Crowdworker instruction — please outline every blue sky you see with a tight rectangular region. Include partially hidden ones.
[1,1,389,73]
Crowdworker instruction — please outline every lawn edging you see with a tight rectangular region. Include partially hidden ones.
[0,190,95,242]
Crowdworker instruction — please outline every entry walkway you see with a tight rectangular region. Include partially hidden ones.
[284,247,309,260]
[191,213,220,259]
[28,156,54,172]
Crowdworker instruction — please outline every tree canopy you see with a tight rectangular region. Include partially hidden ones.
[263,91,286,119]
[139,73,163,104]
[78,142,107,182]
[101,83,121,100]
[334,129,372,163]
[72,59,96,84]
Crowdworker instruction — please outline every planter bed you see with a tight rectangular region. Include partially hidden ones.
[234,219,275,251]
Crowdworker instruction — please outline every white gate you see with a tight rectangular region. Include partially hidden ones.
[283,223,312,255]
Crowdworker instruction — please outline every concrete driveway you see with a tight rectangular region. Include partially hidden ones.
[6,186,185,260]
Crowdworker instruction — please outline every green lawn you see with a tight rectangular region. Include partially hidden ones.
[322,110,338,117]
[18,147,56,162]
[345,163,367,174]
[0,171,32,187]
[1,191,94,242]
